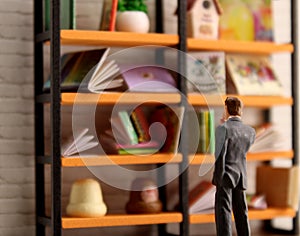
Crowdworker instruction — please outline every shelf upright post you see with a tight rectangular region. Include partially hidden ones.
[265,1,299,234]
[154,1,169,235]
[291,0,299,234]
[177,0,189,236]
[34,0,46,235]
[50,0,62,235]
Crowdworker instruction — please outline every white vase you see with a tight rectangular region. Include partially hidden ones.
[116,11,150,33]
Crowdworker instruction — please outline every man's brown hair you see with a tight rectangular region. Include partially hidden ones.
[225,97,243,116]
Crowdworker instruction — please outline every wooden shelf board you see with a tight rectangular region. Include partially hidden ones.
[60,30,178,47]
[190,207,296,224]
[188,38,294,54]
[190,150,294,165]
[61,92,181,105]
[188,94,293,107]
[61,93,292,107]
[59,30,293,54]
[62,212,182,229]
[61,154,182,167]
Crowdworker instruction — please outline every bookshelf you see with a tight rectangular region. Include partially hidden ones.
[33,0,298,236]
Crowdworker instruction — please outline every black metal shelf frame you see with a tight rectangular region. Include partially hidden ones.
[33,0,298,236]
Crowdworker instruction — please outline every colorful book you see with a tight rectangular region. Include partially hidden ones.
[118,148,159,155]
[110,116,133,145]
[118,110,139,145]
[197,110,206,153]
[130,106,151,143]
[116,141,160,155]
[187,52,226,94]
[226,54,283,96]
[120,65,177,92]
[149,106,184,153]
[208,110,215,154]
[43,48,122,92]
[219,0,273,41]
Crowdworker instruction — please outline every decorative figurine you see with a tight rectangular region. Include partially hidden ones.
[212,97,256,236]
[126,177,162,214]
[185,0,223,39]
[66,178,107,217]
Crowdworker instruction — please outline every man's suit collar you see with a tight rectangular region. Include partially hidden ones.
[227,116,242,122]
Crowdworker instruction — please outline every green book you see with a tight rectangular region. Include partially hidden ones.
[198,110,206,153]
[118,111,139,145]
[118,148,158,155]
[44,0,76,30]
[208,110,215,154]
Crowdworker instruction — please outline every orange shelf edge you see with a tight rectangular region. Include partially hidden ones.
[59,30,293,54]
[60,30,178,47]
[60,93,292,107]
[62,212,182,229]
[190,150,294,165]
[61,154,182,167]
[190,207,296,224]
[61,92,181,105]
[61,151,292,167]
[188,94,293,107]
[188,38,294,54]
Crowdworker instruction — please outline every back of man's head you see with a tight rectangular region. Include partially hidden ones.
[225,97,243,116]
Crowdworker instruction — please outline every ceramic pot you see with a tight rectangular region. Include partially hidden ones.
[116,11,150,33]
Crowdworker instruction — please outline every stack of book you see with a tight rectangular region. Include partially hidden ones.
[110,107,159,155]
[189,109,215,154]
[109,105,184,155]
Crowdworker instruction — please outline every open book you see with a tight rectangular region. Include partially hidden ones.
[174,180,216,214]
[188,181,216,214]
[62,128,98,157]
[249,123,285,153]
[226,54,283,96]
[44,48,122,92]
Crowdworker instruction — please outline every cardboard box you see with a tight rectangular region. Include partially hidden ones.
[256,165,299,210]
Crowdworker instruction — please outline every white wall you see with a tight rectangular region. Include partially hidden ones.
[0,1,35,235]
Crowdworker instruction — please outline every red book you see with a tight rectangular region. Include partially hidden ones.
[109,0,118,31]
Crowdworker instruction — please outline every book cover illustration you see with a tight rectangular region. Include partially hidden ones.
[187,52,226,94]
[120,65,177,92]
[219,0,273,41]
[43,48,122,92]
[226,54,283,96]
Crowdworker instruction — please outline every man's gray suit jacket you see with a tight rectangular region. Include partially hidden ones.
[212,117,256,190]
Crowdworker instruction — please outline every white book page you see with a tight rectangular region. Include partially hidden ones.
[62,128,98,157]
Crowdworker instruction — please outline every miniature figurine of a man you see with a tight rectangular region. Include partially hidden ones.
[212,96,256,236]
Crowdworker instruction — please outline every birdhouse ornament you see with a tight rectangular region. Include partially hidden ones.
[187,0,223,39]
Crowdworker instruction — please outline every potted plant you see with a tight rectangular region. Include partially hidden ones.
[116,0,150,33]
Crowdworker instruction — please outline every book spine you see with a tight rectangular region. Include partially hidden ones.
[130,107,150,143]
[208,110,215,154]
[198,111,206,153]
[118,111,139,145]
